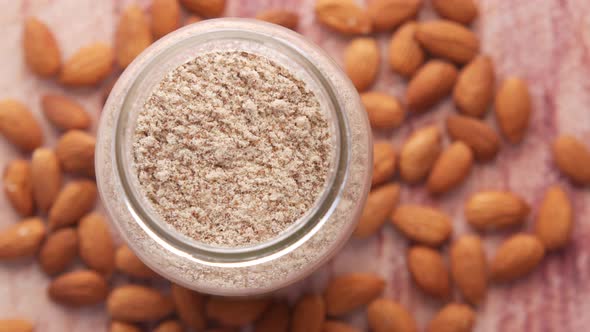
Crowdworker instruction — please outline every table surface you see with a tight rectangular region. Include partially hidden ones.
[1,0,590,331]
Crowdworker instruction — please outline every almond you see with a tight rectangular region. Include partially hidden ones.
[151,0,181,39]
[103,76,119,105]
[324,273,385,316]
[415,20,479,64]
[322,321,361,332]
[254,301,290,332]
[354,183,400,238]
[110,322,141,332]
[256,9,299,30]
[361,92,405,129]
[427,141,474,195]
[185,15,202,25]
[31,148,62,213]
[453,55,495,117]
[116,4,153,69]
[407,246,450,299]
[0,99,43,152]
[180,0,225,17]
[405,60,458,112]
[432,0,478,25]
[60,42,114,86]
[292,294,325,332]
[171,284,207,330]
[3,160,33,216]
[48,270,109,306]
[206,296,271,327]
[39,228,78,275]
[48,180,97,230]
[154,320,183,332]
[367,298,418,332]
[0,218,45,260]
[0,319,33,332]
[391,205,452,246]
[344,37,380,91]
[55,130,96,177]
[372,142,396,187]
[388,22,425,77]
[494,77,532,143]
[465,191,530,231]
[399,126,442,183]
[490,233,545,282]
[41,94,91,130]
[450,235,487,305]
[368,0,422,31]
[108,285,175,322]
[552,135,590,185]
[427,303,476,332]
[23,17,61,77]
[78,213,115,275]
[116,245,158,279]
[534,185,573,250]
[315,0,372,35]
[446,114,500,161]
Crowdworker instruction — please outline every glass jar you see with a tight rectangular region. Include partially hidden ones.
[96,18,372,296]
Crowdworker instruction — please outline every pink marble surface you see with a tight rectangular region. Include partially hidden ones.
[1,0,590,331]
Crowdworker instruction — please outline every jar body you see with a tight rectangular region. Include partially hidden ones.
[96,18,372,296]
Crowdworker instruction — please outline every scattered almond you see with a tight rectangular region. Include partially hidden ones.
[344,37,380,91]
[154,320,183,332]
[110,322,141,332]
[256,9,299,30]
[465,191,530,231]
[322,321,361,332]
[354,183,400,238]
[31,148,62,213]
[534,185,573,250]
[427,141,474,195]
[255,301,290,332]
[116,4,153,69]
[41,94,91,130]
[48,180,97,230]
[115,245,158,278]
[399,126,442,183]
[60,42,114,86]
[446,114,500,161]
[415,20,479,64]
[39,228,78,275]
[55,130,96,177]
[292,294,325,332]
[372,142,397,187]
[0,99,43,152]
[171,284,207,330]
[0,218,45,260]
[23,17,61,77]
[180,0,225,17]
[315,0,372,35]
[185,15,202,25]
[494,77,532,143]
[391,205,452,246]
[151,0,181,39]
[324,273,385,316]
[361,92,405,129]
[388,22,425,77]
[427,303,476,332]
[0,319,34,332]
[450,235,487,305]
[368,0,422,32]
[103,76,119,105]
[405,60,458,112]
[407,246,450,299]
[490,233,545,282]
[453,55,495,117]
[206,296,271,327]
[107,285,175,322]
[367,298,418,332]
[3,160,33,216]
[48,270,109,306]
[78,213,115,275]
[552,135,590,185]
[432,0,478,25]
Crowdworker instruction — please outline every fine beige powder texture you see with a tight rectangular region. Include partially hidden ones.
[133,51,333,247]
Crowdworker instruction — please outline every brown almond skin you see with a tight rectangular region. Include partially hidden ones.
[171,284,207,330]
[0,99,43,152]
[534,185,573,250]
[41,94,91,130]
[450,235,487,305]
[494,77,532,143]
[107,285,175,322]
[453,55,495,117]
[432,0,478,25]
[185,15,203,25]
[116,245,158,278]
[324,273,385,316]
[427,303,476,332]
[415,20,479,64]
[39,228,78,275]
[151,0,181,39]
[48,180,97,230]
[255,301,290,332]
[315,0,372,35]
[372,142,397,187]
[361,92,405,129]
[446,114,500,161]
[465,191,530,231]
[48,270,109,306]
[368,0,422,32]
[399,126,442,183]
[408,246,450,299]
[388,22,425,78]
[3,160,33,216]
[206,296,271,327]
[406,60,458,112]
[391,205,452,246]
[345,37,380,91]
[292,294,325,332]
[154,320,183,332]
[23,17,61,77]
[322,321,361,332]
[60,42,114,86]
[55,130,96,177]
[78,213,115,275]
[0,319,34,332]
[110,322,141,332]
[354,183,400,238]
[490,233,545,282]
[0,218,45,260]
[116,4,153,69]
[180,0,225,17]
[427,141,474,195]
[552,135,590,185]
[256,9,299,30]
[367,298,418,332]
[31,148,62,213]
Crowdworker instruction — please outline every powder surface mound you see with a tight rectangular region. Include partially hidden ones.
[133,51,333,247]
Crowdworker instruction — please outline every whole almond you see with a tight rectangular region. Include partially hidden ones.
[151,0,181,39]
[407,246,450,299]
[23,17,61,77]
[552,135,590,185]
[432,0,478,25]
[185,15,203,25]
[450,235,487,305]
[345,37,380,91]
[368,0,422,32]
[256,9,299,30]
[31,148,62,213]
[39,228,78,275]
[255,301,290,332]
[405,60,458,112]
[315,0,372,35]
[323,321,361,332]
[180,0,225,17]
[415,20,479,64]
[41,94,91,130]
[453,55,495,117]
[48,270,109,306]
[494,77,531,143]
[324,273,385,316]
[0,218,45,260]
[490,233,545,282]
[292,294,325,332]
[427,141,474,195]
[534,185,573,250]
[3,160,33,216]
[154,320,183,332]
[60,42,114,86]
[354,183,400,238]
[78,213,115,275]
[116,4,153,69]
[361,92,405,129]
[48,180,97,229]
[465,191,530,231]
[367,298,418,332]
[372,142,397,187]
[55,130,96,177]
[116,245,158,278]
[110,322,141,332]
[446,114,500,161]
[171,284,206,330]
[399,126,442,183]
[108,285,175,322]
[206,296,271,327]
[427,303,476,332]
[0,319,34,332]
[391,205,452,246]
[0,99,43,152]
[388,22,425,77]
